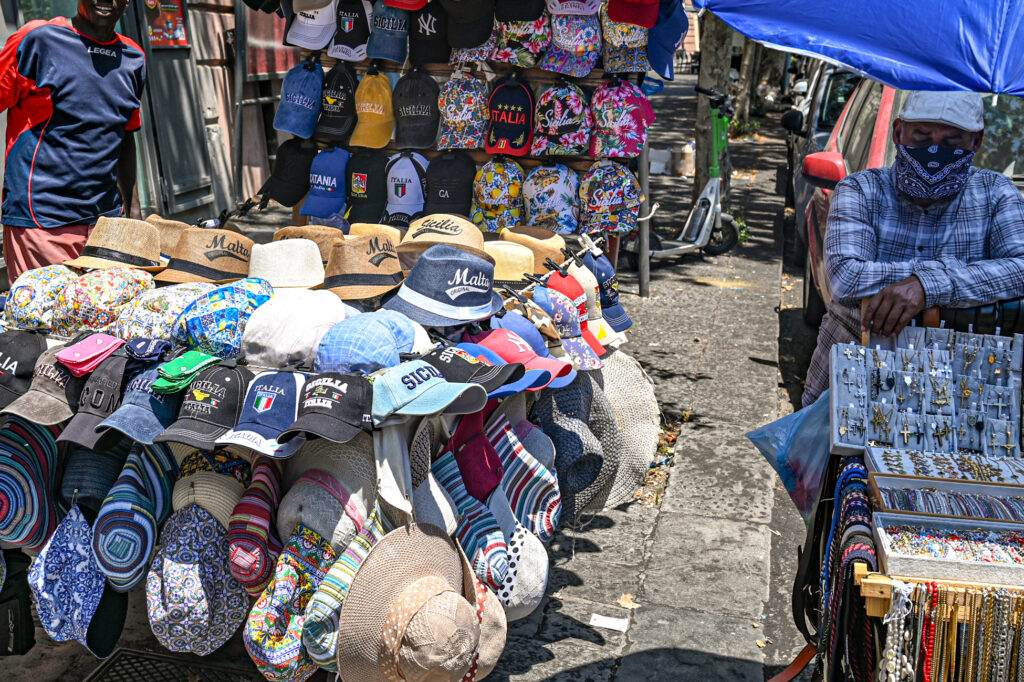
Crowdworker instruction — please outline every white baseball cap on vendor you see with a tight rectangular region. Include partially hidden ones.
[899,91,984,132]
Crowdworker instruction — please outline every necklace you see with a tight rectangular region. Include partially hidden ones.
[880,580,915,682]
[930,376,952,410]
[962,342,980,374]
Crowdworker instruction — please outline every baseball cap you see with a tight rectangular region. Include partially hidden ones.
[1,346,85,425]
[899,91,985,132]
[465,328,572,384]
[259,138,319,207]
[523,164,580,234]
[314,310,417,374]
[393,69,441,149]
[540,14,600,77]
[567,258,626,347]
[494,0,543,21]
[455,342,551,393]
[241,290,357,369]
[489,308,575,382]
[154,364,255,449]
[420,345,526,398]
[56,355,129,450]
[545,0,598,13]
[484,74,534,156]
[579,160,643,234]
[279,372,373,443]
[274,60,325,139]
[315,63,358,142]
[408,3,451,64]
[440,0,495,48]
[532,286,602,370]
[470,158,525,233]
[531,81,593,156]
[0,331,47,409]
[349,71,395,148]
[329,0,373,61]
[371,359,487,427]
[301,148,351,218]
[295,0,334,10]
[590,78,654,158]
[218,371,307,458]
[491,16,548,67]
[345,150,389,223]
[607,0,656,28]
[546,271,606,357]
[647,0,686,80]
[437,72,489,150]
[423,151,476,215]
[286,0,340,49]
[95,367,184,445]
[583,249,631,331]
[366,0,410,63]
[382,152,428,227]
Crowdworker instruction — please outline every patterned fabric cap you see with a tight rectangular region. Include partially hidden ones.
[449,22,499,64]
[589,79,655,158]
[600,0,648,48]
[579,160,643,234]
[531,82,593,156]
[438,74,489,150]
[470,159,525,233]
[491,16,549,68]
[523,164,580,234]
[146,504,249,656]
[539,42,600,78]
[549,14,600,55]
[603,42,650,74]
[114,282,215,342]
[4,265,78,331]
[178,450,252,487]
[243,525,337,682]
[174,278,274,358]
[51,267,156,339]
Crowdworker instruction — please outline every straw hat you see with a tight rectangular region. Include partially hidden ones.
[171,471,245,530]
[484,242,535,288]
[397,214,493,271]
[335,523,507,682]
[323,234,404,300]
[499,226,566,276]
[273,225,346,264]
[145,215,192,261]
[349,223,406,246]
[154,228,255,284]
[247,239,325,289]
[64,217,164,272]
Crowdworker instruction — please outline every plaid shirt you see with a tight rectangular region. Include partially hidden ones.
[803,166,1024,406]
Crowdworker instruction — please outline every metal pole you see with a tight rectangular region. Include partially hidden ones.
[638,141,651,298]
[232,1,247,203]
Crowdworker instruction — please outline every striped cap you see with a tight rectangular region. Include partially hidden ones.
[227,457,285,595]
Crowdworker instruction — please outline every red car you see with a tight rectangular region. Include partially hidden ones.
[800,81,1024,326]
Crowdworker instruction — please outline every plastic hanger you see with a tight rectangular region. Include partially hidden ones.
[523,273,547,286]
[501,285,528,305]
[544,257,569,276]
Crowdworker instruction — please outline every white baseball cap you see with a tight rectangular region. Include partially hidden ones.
[899,91,984,132]
[241,290,359,369]
[286,0,340,50]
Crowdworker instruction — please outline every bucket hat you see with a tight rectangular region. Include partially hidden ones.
[241,290,356,369]
[0,417,61,550]
[350,71,396,148]
[397,213,492,269]
[174,278,274,359]
[485,242,534,287]
[335,522,506,682]
[486,485,549,620]
[276,435,377,552]
[58,441,130,517]
[470,158,525,233]
[57,355,130,450]
[64,217,164,272]
[323,234,404,300]
[172,470,246,531]
[145,215,192,262]
[384,244,504,327]
[515,418,556,469]
[489,415,561,542]
[2,345,85,425]
[243,525,337,681]
[0,331,48,409]
[96,367,184,445]
[114,282,215,341]
[51,267,156,339]
[533,286,602,370]
[218,371,307,458]
[279,372,374,443]
[499,226,566,276]
[248,240,326,290]
[28,505,128,658]
[3,265,77,332]
[154,364,255,449]
[259,138,319,207]
[146,504,249,656]
[314,310,417,374]
[371,358,488,427]
[155,229,255,284]
[272,225,345,264]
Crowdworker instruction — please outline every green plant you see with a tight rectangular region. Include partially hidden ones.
[734,214,750,243]
[728,118,762,139]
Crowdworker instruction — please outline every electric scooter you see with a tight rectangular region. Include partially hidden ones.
[623,86,739,268]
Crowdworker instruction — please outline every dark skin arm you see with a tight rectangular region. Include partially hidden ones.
[117,132,138,218]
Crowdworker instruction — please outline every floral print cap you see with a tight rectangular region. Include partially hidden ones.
[589,79,655,158]
[438,73,489,150]
[531,81,594,156]
[51,267,155,339]
[3,265,78,332]
[471,159,526,233]
[579,160,644,234]
[524,164,581,234]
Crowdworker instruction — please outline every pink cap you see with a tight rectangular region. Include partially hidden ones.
[451,411,503,502]
[470,329,574,382]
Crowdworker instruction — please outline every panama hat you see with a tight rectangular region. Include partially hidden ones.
[172,471,245,530]
[247,239,326,289]
[64,217,164,272]
[348,222,406,245]
[144,214,192,262]
[485,241,535,288]
[272,225,346,264]
[154,228,255,284]
[499,226,566,276]
[397,214,493,270]
[323,234,404,300]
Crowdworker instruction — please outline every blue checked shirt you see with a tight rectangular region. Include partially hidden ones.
[824,166,1024,335]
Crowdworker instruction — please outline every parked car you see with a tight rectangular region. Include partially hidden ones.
[800,81,1024,326]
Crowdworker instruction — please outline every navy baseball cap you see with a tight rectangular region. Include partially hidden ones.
[273,61,325,139]
[484,74,534,156]
[456,342,551,395]
[489,310,577,389]
[217,371,307,458]
[583,250,631,332]
[95,368,184,445]
[301,147,351,218]
[647,0,687,81]
[346,150,389,223]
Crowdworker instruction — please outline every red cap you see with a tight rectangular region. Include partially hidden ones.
[383,0,428,8]
[469,329,574,381]
[607,0,659,29]
[545,272,607,357]
[451,411,503,502]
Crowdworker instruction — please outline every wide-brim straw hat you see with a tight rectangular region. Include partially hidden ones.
[154,228,255,284]
[485,242,535,288]
[323,234,404,300]
[335,522,506,682]
[273,225,346,264]
[145,215,192,262]
[397,214,494,271]
[348,223,406,246]
[171,471,245,531]
[499,226,566,276]
[64,217,165,272]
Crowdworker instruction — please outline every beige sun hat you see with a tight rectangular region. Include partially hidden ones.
[247,238,325,289]
[485,241,535,288]
[171,471,245,531]
[273,225,346,264]
[348,223,406,246]
[323,234,404,300]
[154,228,255,284]
[335,522,507,682]
[64,217,164,272]
[499,226,566,276]
[145,214,192,261]
[397,214,494,271]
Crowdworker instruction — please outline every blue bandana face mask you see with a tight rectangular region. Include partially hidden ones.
[893,144,975,200]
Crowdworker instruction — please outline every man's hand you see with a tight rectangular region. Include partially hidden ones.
[862,275,926,336]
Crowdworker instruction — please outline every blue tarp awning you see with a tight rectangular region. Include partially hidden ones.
[692,0,1024,95]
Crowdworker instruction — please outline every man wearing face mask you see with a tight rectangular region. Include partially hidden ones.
[802,91,1024,406]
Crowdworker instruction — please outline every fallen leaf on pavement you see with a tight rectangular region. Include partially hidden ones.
[756,640,767,648]
[769,528,781,536]
[616,594,641,609]
[752,623,760,628]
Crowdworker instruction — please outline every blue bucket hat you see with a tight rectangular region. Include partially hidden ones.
[217,371,307,458]
[647,0,687,80]
[174,278,274,359]
[301,147,350,218]
[383,244,504,327]
[490,310,577,388]
[457,342,552,396]
[371,358,488,427]
[314,310,417,375]
[366,0,410,63]
[583,250,631,332]
[274,60,325,139]
[96,368,184,445]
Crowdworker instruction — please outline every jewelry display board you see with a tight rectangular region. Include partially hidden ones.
[865,447,1024,484]
[867,473,1024,525]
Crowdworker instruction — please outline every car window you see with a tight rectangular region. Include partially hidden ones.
[818,72,861,131]
[841,81,884,173]
[836,80,873,151]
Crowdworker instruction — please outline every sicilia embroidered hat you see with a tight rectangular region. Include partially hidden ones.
[2,345,85,425]
[154,364,255,449]
[323,234,404,300]
[64,217,164,272]
[396,214,492,270]
[155,228,255,284]
[279,372,373,443]
[371,358,488,427]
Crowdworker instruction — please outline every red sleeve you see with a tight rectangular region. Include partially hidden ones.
[0,21,47,114]
[126,107,141,132]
